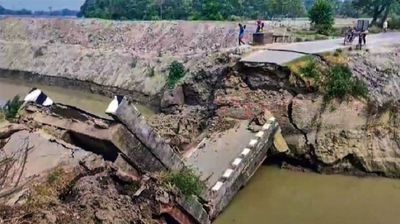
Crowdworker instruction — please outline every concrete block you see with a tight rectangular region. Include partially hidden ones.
[249,139,258,147]
[222,169,234,179]
[273,128,289,153]
[241,148,251,157]
[212,181,224,192]
[232,158,242,167]
[256,131,264,138]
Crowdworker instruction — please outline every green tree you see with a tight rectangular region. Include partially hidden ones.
[269,0,306,17]
[353,0,400,26]
[338,0,363,18]
[309,0,334,35]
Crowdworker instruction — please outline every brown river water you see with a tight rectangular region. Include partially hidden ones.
[215,166,400,224]
[1,78,400,224]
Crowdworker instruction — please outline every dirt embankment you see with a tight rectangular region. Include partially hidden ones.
[264,47,400,177]
[0,18,253,106]
[158,44,400,178]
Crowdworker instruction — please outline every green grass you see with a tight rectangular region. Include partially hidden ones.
[299,59,322,81]
[163,168,204,197]
[326,65,368,100]
[288,56,368,100]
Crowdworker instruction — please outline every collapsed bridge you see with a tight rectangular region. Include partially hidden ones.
[9,91,288,223]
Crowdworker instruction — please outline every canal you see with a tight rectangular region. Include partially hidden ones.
[215,166,400,224]
[0,77,153,118]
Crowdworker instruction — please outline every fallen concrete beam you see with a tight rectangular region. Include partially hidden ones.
[114,99,185,171]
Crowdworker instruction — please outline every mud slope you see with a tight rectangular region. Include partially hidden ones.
[0,18,251,101]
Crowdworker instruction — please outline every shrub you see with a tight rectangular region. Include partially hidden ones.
[167,61,186,89]
[389,17,400,30]
[163,168,203,197]
[368,26,381,34]
[326,65,368,100]
[308,0,334,35]
[295,37,304,42]
[314,34,329,40]
[3,95,24,120]
[300,59,321,81]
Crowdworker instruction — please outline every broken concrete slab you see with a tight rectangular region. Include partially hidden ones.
[21,103,166,173]
[114,99,185,171]
[0,130,102,205]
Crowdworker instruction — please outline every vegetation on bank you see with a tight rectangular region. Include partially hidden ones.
[26,168,74,210]
[162,168,204,197]
[289,52,368,100]
[1,95,24,121]
[325,65,368,100]
[167,61,186,89]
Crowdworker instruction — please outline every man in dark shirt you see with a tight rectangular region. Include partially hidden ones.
[239,23,246,46]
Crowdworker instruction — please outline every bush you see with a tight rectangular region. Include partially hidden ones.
[295,37,304,42]
[164,168,203,197]
[389,17,400,30]
[315,34,328,40]
[167,61,186,89]
[368,26,381,34]
[308,0,334,35]
[326,65,368,100]
[3,95,24,120]
[300,59,321,81]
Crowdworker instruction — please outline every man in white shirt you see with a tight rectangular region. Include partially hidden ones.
[383,20,388,32]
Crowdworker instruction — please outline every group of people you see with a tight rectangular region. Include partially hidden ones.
[239,19,389,47]
[238,20,265,46]
[345,19,389,47]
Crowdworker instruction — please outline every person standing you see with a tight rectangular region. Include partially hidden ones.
[383,20,388,32]
[256,20,262,33]
[239,23,246,46]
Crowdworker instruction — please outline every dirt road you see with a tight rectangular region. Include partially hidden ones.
[241,32,400,65]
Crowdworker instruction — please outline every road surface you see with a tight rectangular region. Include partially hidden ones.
[241,32,400,65]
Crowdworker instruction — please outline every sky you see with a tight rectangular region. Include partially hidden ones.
[0,0,85,11]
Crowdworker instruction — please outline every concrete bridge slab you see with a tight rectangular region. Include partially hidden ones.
[184,120,255,188]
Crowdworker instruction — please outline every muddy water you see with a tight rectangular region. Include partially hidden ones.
[0,77,154,117]
[215,166,400,224]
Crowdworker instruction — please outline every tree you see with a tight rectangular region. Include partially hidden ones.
[308,0,334,35]
[338,0,363,18]
[353,0,400,26]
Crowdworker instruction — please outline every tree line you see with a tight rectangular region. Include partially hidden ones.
[79,0,400,22]
[79,0,308,20]
[1,0,400,25]
[0,5,78,17]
